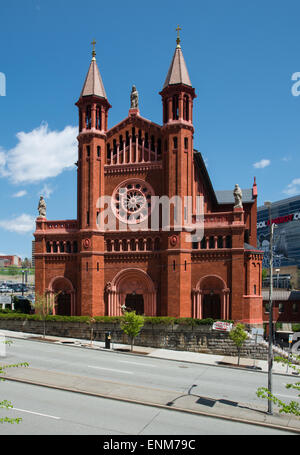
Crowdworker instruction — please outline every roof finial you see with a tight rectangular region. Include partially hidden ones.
[176,25,182,48]
[91,39,96,60]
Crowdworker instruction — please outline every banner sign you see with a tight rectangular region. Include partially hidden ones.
[212,321,233,332]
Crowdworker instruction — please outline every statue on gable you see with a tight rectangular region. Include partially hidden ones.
[130,85,139,109]
[233,184,243,209]
[38,196,46,218]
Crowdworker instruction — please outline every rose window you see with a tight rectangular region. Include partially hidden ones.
[112,180,154,224]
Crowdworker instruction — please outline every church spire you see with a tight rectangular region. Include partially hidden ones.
[80,41,107,99]
[162,27,192,89]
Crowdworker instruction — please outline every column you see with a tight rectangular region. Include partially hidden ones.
[129,136,132,163]
[117,144,120,164]
[168,97,173,122]
[142,138,145,162]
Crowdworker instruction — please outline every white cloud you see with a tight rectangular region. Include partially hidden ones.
[283,178,300,196]
[39,183,54,199]
[253,159,271,169]
[0,123,77,184]
[12,190,27,198]
[0,214,35,234]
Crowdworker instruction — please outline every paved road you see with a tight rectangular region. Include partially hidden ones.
[3,338,298,412]
[0,379,294,435]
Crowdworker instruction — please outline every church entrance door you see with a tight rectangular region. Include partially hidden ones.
[56,293,71,316]
[125,294,144,315]
[203,294,221,320]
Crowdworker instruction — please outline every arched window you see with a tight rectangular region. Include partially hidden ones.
[200,237,206,249]
[217,236,223,248]
[130,239,136,251]
[126,131,130,146]
[172,95,179,120]
[226,235,232,248]
[107,143,111,161]
[96,105,101,130]
[66,241,72,253]
[209,236,214,249]
[164,100,168,123]
[122,239,128,251]
[192,241,198,250]
[154,238,160,251]
[60,241,65,253]
[146,238,152,251]
[132,127,136,143]
[53,242,58,253]
[157,139,162,157]
[46,241,51,253]
[151,135,155,152]
[86,105,91,129]
[183,95,189,121]
[73,241,78,253]
[138,238,144,251]
[79,110,82,132]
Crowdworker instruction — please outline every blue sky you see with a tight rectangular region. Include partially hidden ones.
[0,0,300,259]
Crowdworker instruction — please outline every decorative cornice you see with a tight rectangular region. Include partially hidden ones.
[104,162,162,175]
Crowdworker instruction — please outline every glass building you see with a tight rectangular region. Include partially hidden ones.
[257,195,300,270]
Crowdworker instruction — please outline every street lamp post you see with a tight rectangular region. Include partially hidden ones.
[264,201,274,415]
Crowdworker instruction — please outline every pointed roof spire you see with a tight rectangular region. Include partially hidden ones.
[80,40,107,99]
[162,26,192,89]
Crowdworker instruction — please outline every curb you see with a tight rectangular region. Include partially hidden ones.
[3,331,298,378]
[2,374,300,434]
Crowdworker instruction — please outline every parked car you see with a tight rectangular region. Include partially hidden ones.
[0,286,12,293]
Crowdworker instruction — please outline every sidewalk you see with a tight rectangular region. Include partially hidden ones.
[1,328,298,376]
[1,329,300,433]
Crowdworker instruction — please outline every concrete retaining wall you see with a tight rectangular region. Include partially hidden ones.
[0,318,270,360]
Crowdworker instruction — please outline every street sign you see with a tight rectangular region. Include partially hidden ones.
[250,327,264,343]
[0,295,11,304]
[212,321,233,332]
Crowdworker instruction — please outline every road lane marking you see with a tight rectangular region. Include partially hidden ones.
[13,408,60,420]
[88,366,133,375]
[118,360,156,367]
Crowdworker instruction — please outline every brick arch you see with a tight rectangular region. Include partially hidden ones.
[47,276,75,316]
[106,268,156,316]
[196,274,227,292]
[192,275,230,320]
[48,276,74,293]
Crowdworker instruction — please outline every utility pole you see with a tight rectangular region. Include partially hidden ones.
[265,201,274,415]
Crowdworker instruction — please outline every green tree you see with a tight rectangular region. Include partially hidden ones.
[34,292,57,339]
[257,353,300,416]
[0,339,29,424]
[120,311,144,352]
[229,323,248,366]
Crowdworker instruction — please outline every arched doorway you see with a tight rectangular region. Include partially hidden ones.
[106,268,156,316]
[125,293,144,315]
[202,293,221,319]
[193,275,230,320]
[56,292,71,316]
[47,276,75,316]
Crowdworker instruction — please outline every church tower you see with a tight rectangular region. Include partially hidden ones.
[160,28,197,317]
[75,42,111,315]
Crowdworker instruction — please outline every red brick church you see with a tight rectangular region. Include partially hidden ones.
[34,34,263,325]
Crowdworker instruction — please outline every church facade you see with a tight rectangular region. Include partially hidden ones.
[34,36,263,325]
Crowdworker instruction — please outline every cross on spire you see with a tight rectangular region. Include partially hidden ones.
[91,39,96,60]
[176,25,181,48]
